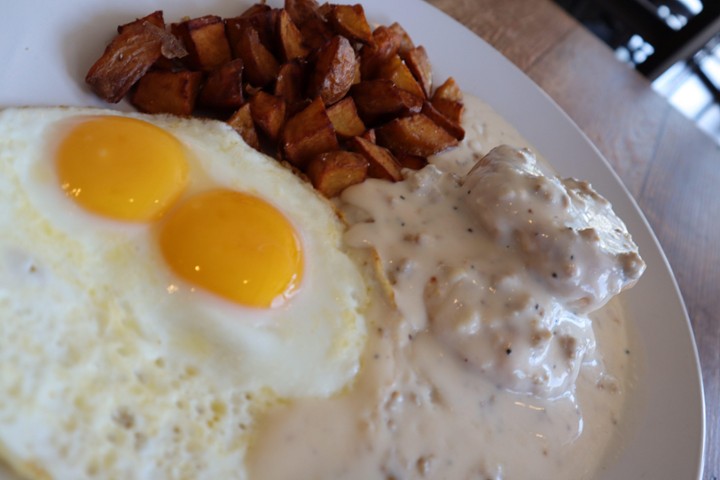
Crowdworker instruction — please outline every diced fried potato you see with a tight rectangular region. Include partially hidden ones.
[308,36,357,106]
[274,61,307,109]
[432,76,463,103]
[118,11,165,33]
[359,25,400,78]
[227,103,260,150]
[327,97,366,138]
[130,70,202,116]
[277,9,310,61]
[197,59,244,109]
[376,55,425,99]
[86,22,187,103]
[228,25,279,86]
[300,16,335,49]
[431,97,464,125]
[388,22,414,55]
[307,151,368,197]
[403,46,432,98]
[351,79,422,125]
[421,101,465,141]
[327,4,372,44]
[376,113,458,156]
[285,0,322,26]
[238,7,279,53]
[396,153,428,170]
[239,3,272,18]
[172,15,231,71]
[281,97,339,168]
[250,91,287,141]
[348,136,402,181]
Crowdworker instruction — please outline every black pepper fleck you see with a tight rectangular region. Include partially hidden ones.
[506,348,512,355]
[551,272,558,278]
[408,334,413,341]
[570,255,575,260]
[399,195,406,200]
[625,349,631,355]
[535,304,539,310]
[467,228,473,233]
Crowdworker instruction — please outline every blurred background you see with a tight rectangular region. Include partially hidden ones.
[554,0,720,144]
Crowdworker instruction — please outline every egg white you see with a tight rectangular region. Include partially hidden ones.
[0,107,368,480]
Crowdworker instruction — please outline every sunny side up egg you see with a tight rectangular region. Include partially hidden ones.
[0,107,367,480]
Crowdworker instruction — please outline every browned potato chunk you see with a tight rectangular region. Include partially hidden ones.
[376,55,425,99]
[388,22,414,55]
[250,91,287,141]
[118,10,165,33]
[396,153,428,170]
[86,22,187,103]
[237,5,278,50]
[307,151,368,197]
[197,59,244,109]
[281,97,339,168]
[403,46,432,98]
[130,70,202,116]
[348,136,403,181]
[327,97,366,139]
[308,35,357,106]
[172,15,231,71]
[432,76,463,103]
[278,9,310,61]
[376,113,458,156]
[227,103,261,150]
[227,24,279,86]
[360,25,401,78]
[421,101,465,141]
[431,97,464,125]
[351,79,422,125]
[285,0,322,26]
[274,61,307,109]
[327,4,372,44]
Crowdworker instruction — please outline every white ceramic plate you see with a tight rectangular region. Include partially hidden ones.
[0,0,705,479]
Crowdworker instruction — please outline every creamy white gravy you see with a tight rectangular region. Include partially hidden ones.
[246,96,641,479]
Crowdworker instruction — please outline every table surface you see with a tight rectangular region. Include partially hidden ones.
[425,0,719,478]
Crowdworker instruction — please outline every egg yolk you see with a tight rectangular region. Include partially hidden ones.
[56,116,188,222]
[158,189,303,308]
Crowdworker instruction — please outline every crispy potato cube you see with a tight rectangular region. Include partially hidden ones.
[250,91,287,141]
[274,61,307,108]
[388,22,415,55]
[86,22,187,103]
[229,25,280,87]
[130,70,202,116]
[327,4,372,44]
[396,153,428,170]
[376,55,425,99]
[360,25,400,78]
[348,136,402,181]
[403,46,432,98]
[285,0,322,26]
[327,97,366,139]
[351,79,422,125]
[431,97,464,125]
[281,97,339,168]
[239,3,272,18]
[118,10,165,33]
[421,101,465,141]
[172,15,231,71]
[237,7,279,53]
[308,35,357,105]
[278,9,310,61]
[432,76,463,103]
[197,59,244,109]
[227,103,260,150]
[376,113,458,157]
[300,16,335,49]
[307,151,368,197]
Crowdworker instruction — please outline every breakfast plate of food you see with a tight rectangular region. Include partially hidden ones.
[0,0,705,479]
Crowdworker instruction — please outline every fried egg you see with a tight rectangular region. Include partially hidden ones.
[0,107,367,480]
